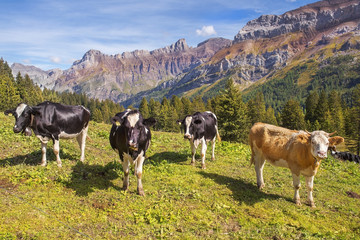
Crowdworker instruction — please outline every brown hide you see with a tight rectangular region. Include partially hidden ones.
[250,123,314,175]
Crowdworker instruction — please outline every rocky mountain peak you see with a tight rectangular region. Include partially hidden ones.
[151,38,190,55]
[234,0,360,42]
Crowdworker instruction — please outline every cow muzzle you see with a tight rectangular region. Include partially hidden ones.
[129,142,138,151]
[184,134,191,140]
[317,151,327,159]
[13,126,22,133]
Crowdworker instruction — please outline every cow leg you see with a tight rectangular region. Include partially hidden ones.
[135,151,145,196]
[254,155,265,189]
[211,137,216,161]
[292,173,301,205]
[122,155,130,191]
[305,176,315,208]
[201,138,207,169]
[190,141,196,166]
[40,141,47,166]
[76,126,88,162]
[53,139,62,167]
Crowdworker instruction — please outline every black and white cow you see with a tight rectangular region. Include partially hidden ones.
[329,146,360,164]
[177,111,221,169]
[109,109,156,196]
[4,101,90,167]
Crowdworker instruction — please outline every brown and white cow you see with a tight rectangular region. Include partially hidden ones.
[249,122,344,207]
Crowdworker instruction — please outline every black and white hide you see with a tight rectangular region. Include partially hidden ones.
[109,109,156,196]
[329,146,360,164]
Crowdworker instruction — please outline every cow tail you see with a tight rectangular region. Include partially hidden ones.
[215,125,221,142]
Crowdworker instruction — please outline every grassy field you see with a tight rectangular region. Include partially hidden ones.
[0,113,359,239]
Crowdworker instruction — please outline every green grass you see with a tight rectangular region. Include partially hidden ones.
[0,113,359,239]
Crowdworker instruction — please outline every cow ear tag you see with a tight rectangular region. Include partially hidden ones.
[115,121,121,126]
[8,113,12,116]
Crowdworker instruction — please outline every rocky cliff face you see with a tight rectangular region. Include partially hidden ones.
[48,38,231,102]
[11,63,62,89]
[234,0,360,42]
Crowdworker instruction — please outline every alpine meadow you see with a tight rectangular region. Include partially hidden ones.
[1,0,360,239]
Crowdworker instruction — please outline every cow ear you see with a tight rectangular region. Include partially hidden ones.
[298,133,310,144]
[143,117,157,127]
[329,136,344,146]
[29,106,40,116]
[194,119,202,125]
[111,116,123,126]
[4,109,15,116]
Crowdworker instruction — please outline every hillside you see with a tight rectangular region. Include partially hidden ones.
[1,113,359,239]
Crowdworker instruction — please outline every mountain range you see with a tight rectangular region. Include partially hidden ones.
[11,0,360,107]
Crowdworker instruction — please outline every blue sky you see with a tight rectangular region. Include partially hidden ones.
[0,0,318,70]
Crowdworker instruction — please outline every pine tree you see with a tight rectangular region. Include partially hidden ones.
[0,74,20,110]
[139,97,150,119]
[305,91,319,124]
[314,90,328,129]
[349,85,360,154]
[92,108,103,123]
[205,99,213,113]
[216,79,250,143]
[328,91,344,135]
[170,95,183,118]
[247,91,266,125]
[192,95,205,113]
[181,97,193,116]
[281,99,306,130]
[264,106,278,125]
[149,98,161,130]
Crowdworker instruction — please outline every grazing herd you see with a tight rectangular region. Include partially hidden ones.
[4,101,355,207]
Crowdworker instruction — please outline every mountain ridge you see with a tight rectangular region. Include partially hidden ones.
[10,0,360,107]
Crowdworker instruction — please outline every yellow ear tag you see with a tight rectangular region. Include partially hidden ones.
[8,113,13,116]
[115,121,121,126]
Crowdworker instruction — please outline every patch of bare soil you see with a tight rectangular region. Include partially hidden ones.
[346,191,360,199]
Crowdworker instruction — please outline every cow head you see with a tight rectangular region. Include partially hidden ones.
[177,113,205,140]
[111,110,156,151]
[4,103,34,136]
[301,131,344,160]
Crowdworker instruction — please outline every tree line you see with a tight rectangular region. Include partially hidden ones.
[1,58,359,154]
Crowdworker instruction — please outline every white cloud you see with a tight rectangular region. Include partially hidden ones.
[50,56,61,63]
[196,25,217,37]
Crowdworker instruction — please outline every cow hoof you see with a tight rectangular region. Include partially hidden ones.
[257,183,265,190]
[308,201,316,208]
[201,164,206,169]
[138,189,145,196]
[191,162,196,167]
[211,157,215,161]
[40,163,46,167]
[295,199,301,206]
[57,164,62,168]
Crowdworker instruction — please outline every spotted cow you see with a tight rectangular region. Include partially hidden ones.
[177,111,221,169]
[109,109,156,196]
[5,101,90,167]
